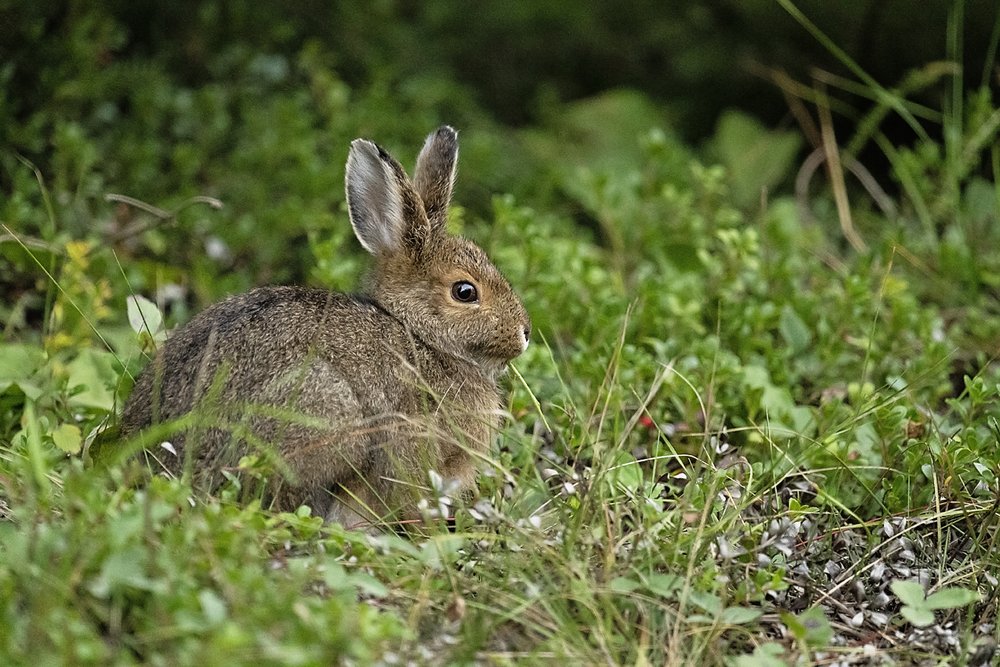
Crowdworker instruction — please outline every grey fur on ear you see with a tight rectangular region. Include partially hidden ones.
[413,126,458,232]
[345,139,407,255]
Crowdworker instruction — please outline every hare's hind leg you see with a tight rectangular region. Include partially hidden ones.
[322,479,390,532]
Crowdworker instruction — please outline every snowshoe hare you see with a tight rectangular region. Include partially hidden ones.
[120,126,531,529]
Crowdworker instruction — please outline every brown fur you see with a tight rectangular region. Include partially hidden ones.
[119,127,531,528]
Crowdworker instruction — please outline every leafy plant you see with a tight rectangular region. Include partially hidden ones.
[891,579,982,628]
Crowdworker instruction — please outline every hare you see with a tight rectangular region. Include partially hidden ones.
[120,126,531,529]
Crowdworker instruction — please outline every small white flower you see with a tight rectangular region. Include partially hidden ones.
[156,283,186,303]
[468,500,497,523]
[160,441,177,456]
[428,470,444,492]
[204,236,232,262]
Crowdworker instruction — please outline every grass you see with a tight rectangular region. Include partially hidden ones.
[2,2,1000,664]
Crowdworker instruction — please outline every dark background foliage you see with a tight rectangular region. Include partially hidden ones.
[4,1,997,153]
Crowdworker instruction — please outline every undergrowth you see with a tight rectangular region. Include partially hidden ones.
[2,2,1000,665]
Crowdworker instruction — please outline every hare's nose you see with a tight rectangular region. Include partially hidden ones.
[521,324,531,350]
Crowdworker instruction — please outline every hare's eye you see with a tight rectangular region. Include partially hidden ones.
[451,281,478,303]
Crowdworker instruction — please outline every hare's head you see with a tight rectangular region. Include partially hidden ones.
[345,127,530,376]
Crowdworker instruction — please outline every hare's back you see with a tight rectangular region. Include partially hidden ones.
[123,286,406,430]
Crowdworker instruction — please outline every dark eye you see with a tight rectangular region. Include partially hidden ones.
[451,281,478,303]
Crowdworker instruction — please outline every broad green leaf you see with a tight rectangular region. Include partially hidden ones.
[779,305,812,353]
[419,533,466,569]
[733,642,786,667]
[782,607,832,648]
[721,606,763,625]
[323,561,348,590]
[645,573,681,598]
[0,343,46,381]
[741,365,771,390]
[0,344,47,397]
[708,109,802,207]
[367,532,422,558]
[198,589,228,625]
[67,349,119,411]
[687,590,722,616]
[51,423,82,454]
[88,547,161,598]
[900,606,935,627]
[800,606,834,646]
[127,294,164,337]
[609,576,641,594]
[607,451,643,492]
[351,573,387,598]
[924,587,981,610]
[890,580,927,607]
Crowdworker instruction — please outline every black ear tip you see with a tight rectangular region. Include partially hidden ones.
[375,143,393,162]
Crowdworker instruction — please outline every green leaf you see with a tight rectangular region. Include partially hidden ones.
[900,606,935,628]
[198,589,228,625]
[741,364,771,390]
[66,349,119,411]
[782,607,832,648]
[779,305,812,353]
[609,576,641,594]
[351,574,387,598]
[890,580,927,607]
[687,590,722,616]
[708,109,802,207]
[606,451,643,492]
[924,587,981,610]
[721,606,763,625]
[0,343,46,381]
[802,607,833,646]
[0,343,47,397]
[51,423,82,454]
[733,642,786,667]
[645,573,681,598]
[88,546,161,598]
[323,561,348,590]
[127,294,164,337]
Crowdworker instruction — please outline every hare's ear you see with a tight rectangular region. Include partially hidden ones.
[413,126,458,233]
[346,139,429,256]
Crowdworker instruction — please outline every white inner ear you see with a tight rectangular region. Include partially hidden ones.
[346,140,405,255]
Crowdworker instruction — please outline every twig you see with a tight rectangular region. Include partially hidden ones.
[816,82,867,253]
[796,148,897,231]
[0,230,63,254]
[104,193,224,246]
